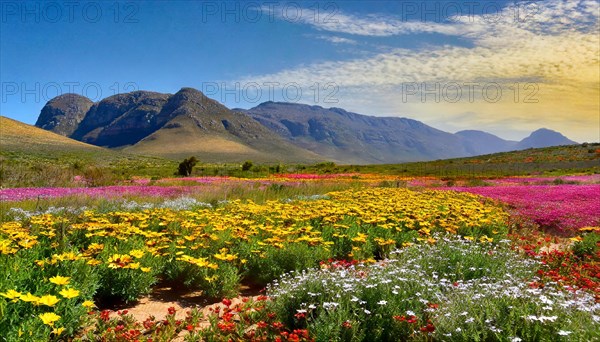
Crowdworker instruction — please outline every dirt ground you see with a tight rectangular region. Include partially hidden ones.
[105,283,261,322]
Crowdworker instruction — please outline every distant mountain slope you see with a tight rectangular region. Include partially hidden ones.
[1,116,103,152]
[35,93,93,136]
[516,128,578,149]
[35,89,324,163]
[455,130,518,155]
[243,102,581,163]
[241,102,471,163]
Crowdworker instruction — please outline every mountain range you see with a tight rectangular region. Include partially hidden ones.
[32,88,578,164]
[34,88,321,163]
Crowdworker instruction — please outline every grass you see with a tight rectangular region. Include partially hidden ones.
[0,116,181,187]
[300,144,600,177]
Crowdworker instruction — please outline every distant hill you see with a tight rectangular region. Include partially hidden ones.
[455,130,518,155]
[1,116,103,153]
[36,88,323,163]
[0,116,180,188]
[309,143,600,177]
[240,102,471,163]
[515,128,578,149]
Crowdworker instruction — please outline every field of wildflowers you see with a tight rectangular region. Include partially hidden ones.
[0,173,599,341]
[451,184,600,233]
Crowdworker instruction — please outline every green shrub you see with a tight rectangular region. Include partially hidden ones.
[177,157,198,176]
[242,160,253,172]
[572,232,600,259]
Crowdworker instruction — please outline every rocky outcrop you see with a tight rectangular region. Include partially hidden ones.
[35,93,93,136]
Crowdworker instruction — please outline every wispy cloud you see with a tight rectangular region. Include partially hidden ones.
[278,0,599,38]
[315,35,357,45]
[242,0,599,141]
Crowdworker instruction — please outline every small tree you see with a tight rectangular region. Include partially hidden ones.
[242,160,253,172]
[177,157,198,176]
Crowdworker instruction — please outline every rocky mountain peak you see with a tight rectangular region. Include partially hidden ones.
[35,93,93,136]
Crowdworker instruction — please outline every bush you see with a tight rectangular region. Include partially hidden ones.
[177,157,198,176]
[572,232,600,259]
[242,160,253,172]
[465,178,491,187]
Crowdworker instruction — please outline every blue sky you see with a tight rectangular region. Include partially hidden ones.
[1,0,598,141]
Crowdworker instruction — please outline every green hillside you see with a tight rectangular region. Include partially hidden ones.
[304,144,600,177]
[0,116,176,187]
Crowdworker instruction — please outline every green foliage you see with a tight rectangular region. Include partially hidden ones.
[177,157,198,177]
[244,243,330,286]
[377,180,407,188]
[242,160,254,172]
[0,246,99,341]
[572,232,600,259]
[464,178,491,187]
[0,150,178,188]
[301,144,600,178]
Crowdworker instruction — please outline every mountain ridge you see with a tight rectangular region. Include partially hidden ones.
[241,101,578,163]
[34,90,578,164]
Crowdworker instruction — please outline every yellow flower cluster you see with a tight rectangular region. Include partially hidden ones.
[1,188,507,269]
[1,275,82,307]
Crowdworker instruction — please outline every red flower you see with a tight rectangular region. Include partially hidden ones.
[217,322,235,333]
[100,310,110,322]
[294,312,306,320]
[222,298,232,307]
[222,312,234,322]
[143,318,155,330]
[393,315,406,322]
[420,323,435,333]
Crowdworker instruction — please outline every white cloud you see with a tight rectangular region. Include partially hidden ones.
[241,0,599,142]
[315,35,357,45]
